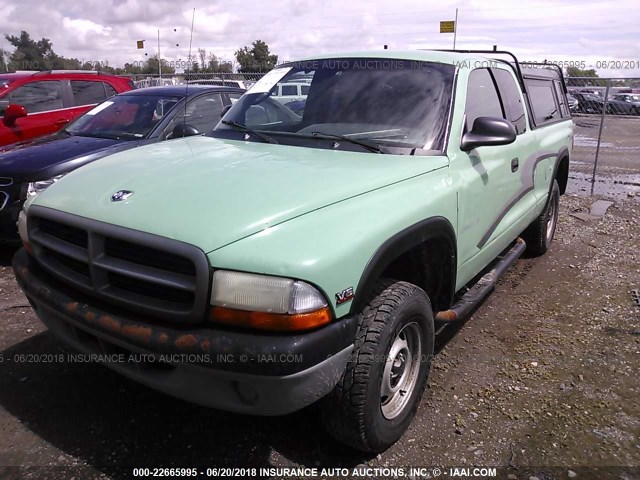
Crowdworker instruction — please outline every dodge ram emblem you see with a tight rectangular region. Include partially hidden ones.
[111,190,134,202]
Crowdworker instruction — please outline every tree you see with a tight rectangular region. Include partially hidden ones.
[565,67,605,87]
[235,39,277,72]
[5,31,58,70]
[0,48,9,72]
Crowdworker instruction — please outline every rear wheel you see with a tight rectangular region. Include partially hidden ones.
[523,179,560,256]
[320,280,434,452]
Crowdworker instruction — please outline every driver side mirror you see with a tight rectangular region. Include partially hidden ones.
[460,116,516,152]
[3,104,28,127]
[220,104,232,117]
[169,123,200,139]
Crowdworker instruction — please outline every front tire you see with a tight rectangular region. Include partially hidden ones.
[320,280,435,452]
[523,179,560,256]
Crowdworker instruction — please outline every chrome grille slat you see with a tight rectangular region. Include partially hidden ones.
[27,206,210,323]
[0,192,8,210]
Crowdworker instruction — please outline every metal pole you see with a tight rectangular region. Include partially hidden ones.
[158,29,162,77]
[453,8,458,49]
[590,80,610,195]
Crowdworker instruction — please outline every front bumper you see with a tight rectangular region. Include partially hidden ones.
[13,248,356,415]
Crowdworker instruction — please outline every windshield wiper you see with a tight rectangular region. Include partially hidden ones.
[310,131,384,154]
[221,120,278,144]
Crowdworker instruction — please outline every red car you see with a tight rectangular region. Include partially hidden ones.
[0,71,134,147]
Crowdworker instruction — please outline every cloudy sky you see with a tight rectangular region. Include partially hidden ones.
[1,0,639,76]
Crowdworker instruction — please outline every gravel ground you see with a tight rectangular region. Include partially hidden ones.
[0,194,638,480]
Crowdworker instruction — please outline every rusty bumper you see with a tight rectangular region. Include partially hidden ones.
[13,248,355,415]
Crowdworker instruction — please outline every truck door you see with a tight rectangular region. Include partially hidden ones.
[451,67,538,282]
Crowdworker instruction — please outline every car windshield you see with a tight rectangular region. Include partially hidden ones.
[0,79,11,89]
[65,94,181,140]
[210,58,455,153]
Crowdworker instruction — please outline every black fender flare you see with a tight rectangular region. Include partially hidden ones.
[349,216,457,315]
[551,146,570,196]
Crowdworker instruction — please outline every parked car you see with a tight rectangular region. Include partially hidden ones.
[566,93,579,112]
[606,93,640,115]
[270,82,310,106]
[187,79,252,89]
[0,70,134,147]
[13,50,572,453]
[133,77,181,88]
[572,92,604,114]
[0,84,243,243]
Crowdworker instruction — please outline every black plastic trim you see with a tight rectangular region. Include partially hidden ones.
[27,205,211,323]
[350,216,457,314]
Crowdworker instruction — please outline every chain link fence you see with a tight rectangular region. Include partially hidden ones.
[122,73,640,202]
[567,77,640,202]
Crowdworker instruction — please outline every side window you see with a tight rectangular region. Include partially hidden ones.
[526,79,560,125]
[71,81,108,106]
[553,81,569,118]
[301,85,310,96]
[465,69,504,132]
[282,85,297,96]
[172,94,224,134]
[104,83,118,98]
[492,68,526,134]
[228,92,243,104]
[8,81,63,113]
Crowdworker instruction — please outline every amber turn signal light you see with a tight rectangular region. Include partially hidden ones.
[210,306,332,331]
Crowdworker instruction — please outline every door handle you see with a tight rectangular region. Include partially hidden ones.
[54,118,70,126]
[511,157,519,172]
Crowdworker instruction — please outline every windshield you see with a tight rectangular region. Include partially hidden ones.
[65,94,181,140]
[0,79,11,89]
[210,58,455,153]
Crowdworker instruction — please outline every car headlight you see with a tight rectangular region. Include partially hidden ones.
[209,270,331,331]
[27,174,66,197]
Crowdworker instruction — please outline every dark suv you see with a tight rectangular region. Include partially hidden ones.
[0,71,134,147]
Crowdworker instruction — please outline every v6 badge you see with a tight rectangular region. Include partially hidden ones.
[335,286,354,305]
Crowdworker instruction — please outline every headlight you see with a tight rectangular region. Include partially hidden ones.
[27,174,66,197]
[210,270,331,331]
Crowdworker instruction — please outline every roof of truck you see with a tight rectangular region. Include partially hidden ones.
[289,50,505,66]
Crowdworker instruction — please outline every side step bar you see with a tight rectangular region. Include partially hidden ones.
[435,237,526,322]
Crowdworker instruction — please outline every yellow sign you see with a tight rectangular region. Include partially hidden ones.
[440,21,455,33]
[136,40,144,49]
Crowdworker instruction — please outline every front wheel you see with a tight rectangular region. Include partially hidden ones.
[523,179,560,256]
[320,280,434,452]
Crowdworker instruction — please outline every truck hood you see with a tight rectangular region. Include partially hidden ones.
[34,136,447,253]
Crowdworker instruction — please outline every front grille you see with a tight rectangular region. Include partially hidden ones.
[28,206,210,323]
[0,192,8,210]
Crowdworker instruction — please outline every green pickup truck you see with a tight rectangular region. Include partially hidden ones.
[13,50,573,452]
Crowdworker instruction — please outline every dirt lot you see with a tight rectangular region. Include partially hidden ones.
[0,193,639,480]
